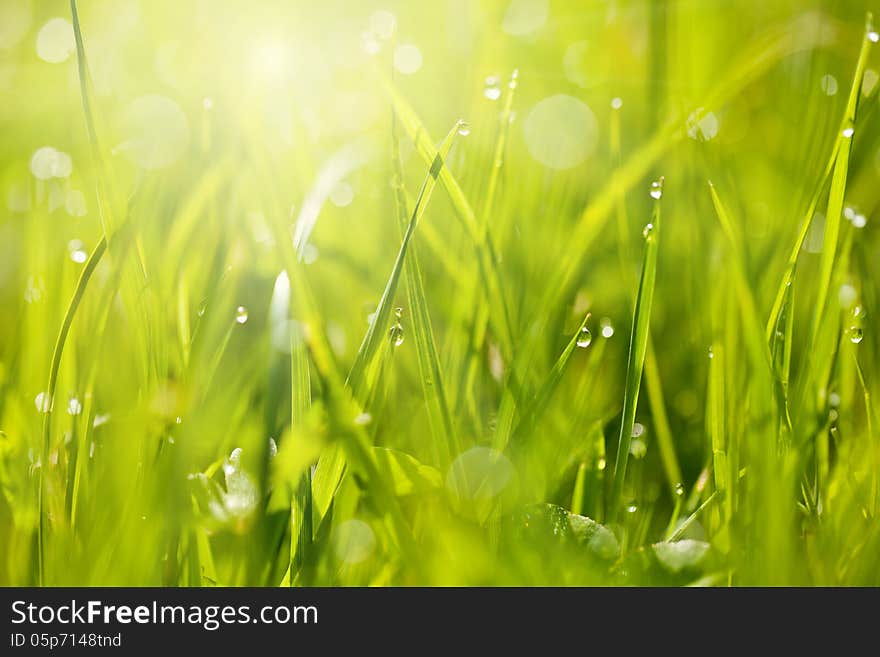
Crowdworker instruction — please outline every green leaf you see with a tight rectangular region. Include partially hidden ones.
[652,539,711,574]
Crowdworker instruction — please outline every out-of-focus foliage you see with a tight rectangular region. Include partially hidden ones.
[0,0,878,585]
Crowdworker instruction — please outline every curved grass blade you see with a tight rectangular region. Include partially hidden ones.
[508,312,590,446]
[346,121,462,403]
[312,122,461,530]
[808,16,874,353]
[37,237,106,582]
[376,70,515,360]
[391,104,460,469]
[609,179,663,523]
[610,104,682,495]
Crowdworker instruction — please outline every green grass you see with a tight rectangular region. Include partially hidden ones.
[1,0,879,586]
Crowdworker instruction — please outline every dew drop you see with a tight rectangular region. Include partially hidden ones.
[597,457,606,471]
[674,482,685,497]
[686,107,719,141]
[67,397,82,416]
[649,179,663,200]
[30,147,72,180]
[457,120,471,136]
[610,97,623,110]
[35,392,51,413]
[235,306,249,324]
[642,222,655,238]
[389,322,404,347]
[576,326,592,348]
[708,346,714,359]
[629,438,647,459]
[869,31,879,43]
[849,327,863,344]
[600,317,614,338]
[65,190,87,217]
[268,438,277,458]
[820,74,838,96]
[484,75,502,100]
[626,501,638,514]
[842,126,854,138]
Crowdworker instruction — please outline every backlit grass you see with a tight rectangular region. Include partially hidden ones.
[0,0,879,586]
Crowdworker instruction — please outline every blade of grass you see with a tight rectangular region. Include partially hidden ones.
[391,102,460,469]
[610,102,682,495]
[346,121,462,403]
[376,70,515,361]
[508,312,590,446]
[797,14,874,418]
[609,178,663,523]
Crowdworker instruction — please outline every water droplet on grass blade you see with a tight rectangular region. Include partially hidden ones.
[35,392,51,413]
[642,222,654,239]
[849,327,863,344]
[686,108,719,141]
[611,97,623,110]
[629,438,647,459]
[820,74,838,96]
[67,397,82,416]
[235,306,249,324]
[389,322,404,347]
[68,240,87,264]
[842,126,854,138]
[483,75,501,100]
[576,327,592,348]
[626,501,638,514]
[65,190,87,216]
[600,318,614,338]
[674,483,685,497]
[649,178,663,199]
[30,147,72,180]
[869,31,879,43]
[457,120,471,136]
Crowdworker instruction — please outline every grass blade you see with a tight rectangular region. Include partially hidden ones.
[609,178,663,523]
[391,103,460,469]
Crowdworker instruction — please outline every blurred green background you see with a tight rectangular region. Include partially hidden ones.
[0,0,878,585]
